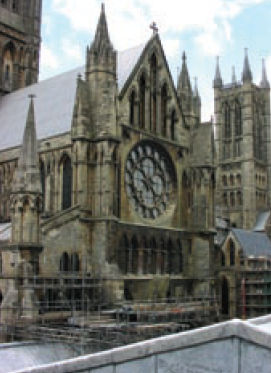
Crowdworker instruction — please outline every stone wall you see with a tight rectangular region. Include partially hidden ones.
[14,318,271,373]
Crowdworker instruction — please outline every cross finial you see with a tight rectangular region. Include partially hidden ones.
[28,93,36,100]
[150,21,158,34]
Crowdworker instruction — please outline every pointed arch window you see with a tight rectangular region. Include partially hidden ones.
[62,155,72,210]
[129,90,136,126]
[139,75,146,129]
[224,103,231,138]
[229,240,235,266]
[60,252,69,272]
[150,54,157,132]
[170,109,176,141]
[131,235,138,274]
[71,253,80,272]
[161,84,168,137]
[234,100,242,136]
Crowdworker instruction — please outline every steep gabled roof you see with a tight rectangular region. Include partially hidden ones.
[232,228,271,257]
[0,44,145,152]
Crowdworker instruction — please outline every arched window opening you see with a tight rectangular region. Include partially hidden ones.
[150,54,157,132]
[235,100,242,136]
[71,253,80,272]
[177,239,183,273]
[60,252,69,272]
[167,239,173,274]
[224,103,231,138]
[223,192,227,206]
[222,175,227,186]
[229,240,235,266]
[230,192,235,207]
[150,237,157,274]
[170,110,176,141]
[139,75,146,129]
[40,161,45,212]
[229,174,234,186]
[131,236,138,274]
[62,155,72,210]
[161,84,168,137]
[129,90,136,126]
[221,251,225,266]
[237,191,242,205]
[236,174,241,185]
[142,237,149,275]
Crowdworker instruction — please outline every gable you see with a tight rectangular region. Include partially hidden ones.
[119,34,183,119]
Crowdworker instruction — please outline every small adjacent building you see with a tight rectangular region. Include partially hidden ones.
[218,228,271,318]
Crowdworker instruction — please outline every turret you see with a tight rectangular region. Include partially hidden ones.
[192,77,201,122]
[213,56,223,88]
[260,58,270,89]
[177,52,192,113]
[86,3,117,137]
[242,48,253,84]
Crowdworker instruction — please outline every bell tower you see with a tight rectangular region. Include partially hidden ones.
[0,0,42,94]
[214,51,271,229]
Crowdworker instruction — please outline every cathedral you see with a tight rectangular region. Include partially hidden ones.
[0,0,270,325]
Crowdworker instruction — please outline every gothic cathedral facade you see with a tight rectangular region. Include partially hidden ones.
[0,1,269,324]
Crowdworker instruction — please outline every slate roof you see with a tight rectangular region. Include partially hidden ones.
[0,44,145,152]
[253,210,270,232]
[0,222,11,242]
[232,228,271,257]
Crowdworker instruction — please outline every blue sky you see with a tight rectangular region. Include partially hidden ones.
[40,0,271,121]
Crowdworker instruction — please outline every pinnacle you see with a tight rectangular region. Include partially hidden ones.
[242,48,253,83]
[213,56,223,88]
[91,3,112,52]
[260,58,270,89]
[178,51,192,92]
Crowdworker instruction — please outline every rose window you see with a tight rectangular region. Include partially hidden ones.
[125,142,175,219]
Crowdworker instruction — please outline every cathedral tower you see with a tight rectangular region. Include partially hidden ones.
[0,0,42,94]
[214,51,271,229]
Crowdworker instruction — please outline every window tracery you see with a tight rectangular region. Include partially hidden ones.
[125,142,175,219]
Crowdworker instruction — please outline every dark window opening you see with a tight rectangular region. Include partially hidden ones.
[161,84,168,137]
[139,75,146,129]
[62,155,72,210]
[60,252,69,272]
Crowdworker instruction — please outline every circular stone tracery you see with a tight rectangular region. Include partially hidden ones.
[125,142,175,219]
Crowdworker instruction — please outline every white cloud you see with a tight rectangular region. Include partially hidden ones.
[40,45,59,70]
[163,39,180,58]
[51,0,268,58]
[61,39,84,62]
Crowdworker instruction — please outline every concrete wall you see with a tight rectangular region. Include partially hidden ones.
[14,318,271,373]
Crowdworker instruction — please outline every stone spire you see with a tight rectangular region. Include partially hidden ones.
[260,58,270,89]
[213,56,223,88]
[242,48,253,83]
[13,96,41,194]
[89,3,113,57]
[232,66,237,85]
[178,52,192,93]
